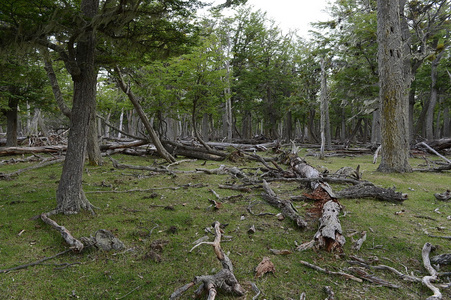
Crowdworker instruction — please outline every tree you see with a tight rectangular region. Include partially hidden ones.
[0,50,50,146]
[0,0,207,214]
[376,0,412,173]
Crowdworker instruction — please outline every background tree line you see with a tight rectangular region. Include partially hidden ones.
[1,0,450,148]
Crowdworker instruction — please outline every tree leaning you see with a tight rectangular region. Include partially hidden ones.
[376,0,412,173]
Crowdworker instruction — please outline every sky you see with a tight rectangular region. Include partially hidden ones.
[245,0,331,37]
[206,0,331,38]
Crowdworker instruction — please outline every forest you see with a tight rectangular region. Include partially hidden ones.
[0,0,451,299]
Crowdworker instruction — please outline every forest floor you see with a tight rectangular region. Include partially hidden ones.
[0,147,450,299]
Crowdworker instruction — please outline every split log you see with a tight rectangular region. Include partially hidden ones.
[335,183,408,203]
[171,222,245,300]
[311,200,346,252]
[261,180,307,229]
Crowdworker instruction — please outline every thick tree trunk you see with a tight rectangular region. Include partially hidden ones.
[426,53,443,140]
[56,0,99,214]
[4,96,19,147]
[376,0,412,173]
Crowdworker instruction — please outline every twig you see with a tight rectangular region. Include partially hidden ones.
[116,285,141,300]
[250,282,261,300]
[0,249,71,273]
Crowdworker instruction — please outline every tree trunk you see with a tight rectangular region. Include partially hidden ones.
[56,0,99,214]
[444,106,450,138]
[426,52,443,140]
[376,0,412,173]
[5,95,19,147]
[86,113,102,166]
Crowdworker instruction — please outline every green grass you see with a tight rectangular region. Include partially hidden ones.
[0,150,450,299]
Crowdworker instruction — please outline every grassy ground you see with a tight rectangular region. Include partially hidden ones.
[0,149,450,300]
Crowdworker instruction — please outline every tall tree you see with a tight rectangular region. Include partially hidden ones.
[376,0,412,172]
[0,0,208,214]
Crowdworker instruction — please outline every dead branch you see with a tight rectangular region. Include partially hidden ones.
[352,231,367,251]
[335,183,408,203]
[299,260,363,283]
[171,222,245,299]
[0,157,64,180]
[347,267,400,288]
[40,213,84,252]
[261,180,307,229]
[0,249,71,274]
[324,286,335,300]
[422,242,442,300]
[417,142,451,164]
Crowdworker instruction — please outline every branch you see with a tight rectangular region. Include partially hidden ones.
[422,243,442,300]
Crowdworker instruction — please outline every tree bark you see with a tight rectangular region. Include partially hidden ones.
[55,0,99,214]
[426,52,444,140]
[4,95,19,147]
[376,0,412,173]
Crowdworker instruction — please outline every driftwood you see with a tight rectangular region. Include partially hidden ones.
[171,222,245,300]
[422,242,442,300]
[261,180,307,229]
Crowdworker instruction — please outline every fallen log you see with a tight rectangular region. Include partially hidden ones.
[335,183,408,203]
[434,190,451,201]
[0,145,67,156]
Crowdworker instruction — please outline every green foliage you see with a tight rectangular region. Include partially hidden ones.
[0,153,450,299]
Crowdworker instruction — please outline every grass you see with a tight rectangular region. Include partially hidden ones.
[0,149,450,300]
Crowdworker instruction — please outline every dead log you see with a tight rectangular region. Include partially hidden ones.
[422,138,451,152]
[163,140,227,161]
[311,199,346,253]
[431,254,451,266]
[171,222,245,300]
[434,190,451,201]
[0,145,67,156]
[261,180,307,229]
[335,183,408,203]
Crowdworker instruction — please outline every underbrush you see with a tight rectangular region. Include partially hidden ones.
[0,150,450,299]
